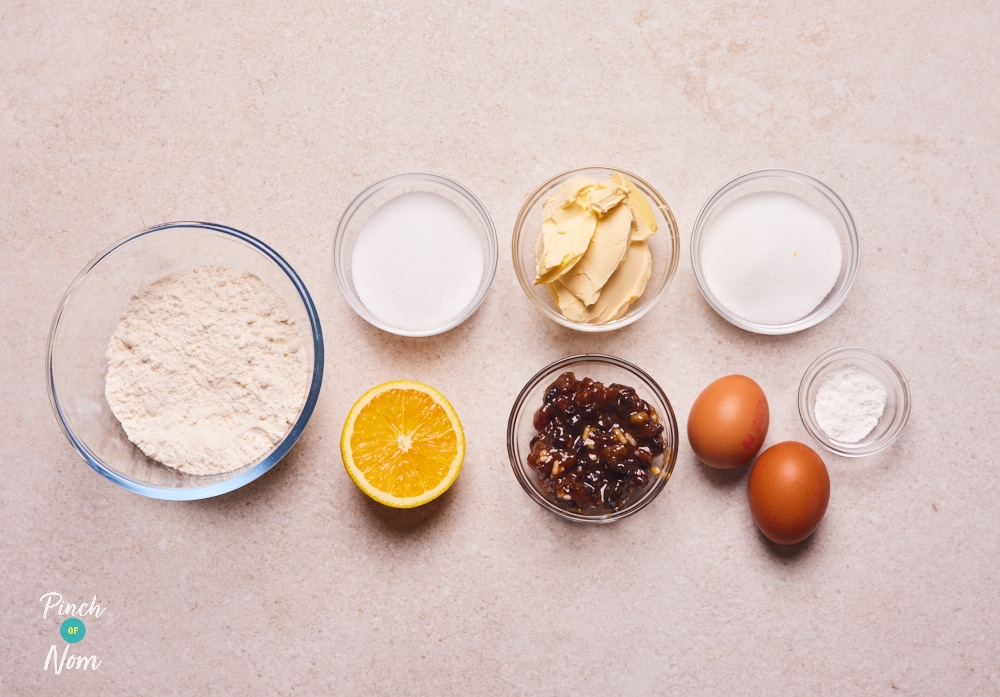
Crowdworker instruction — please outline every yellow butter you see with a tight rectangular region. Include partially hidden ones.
[541,175,596,218]
[612,173,658,241]
[534,171,660,324]
[534,176,600,285]
[586,178,628,215]
[557,200,633,306]
[550,240,653,324]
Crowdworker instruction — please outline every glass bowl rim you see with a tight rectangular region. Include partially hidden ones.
[332,171,499,337]
[511,165,680,333]
[46,220,325,500]
[690,167,860,335]
[506,352,679,523]
[797,345,911,457]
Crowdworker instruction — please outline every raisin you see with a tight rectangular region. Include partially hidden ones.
[629,411,650,425]
[554,372,577,394]
[603,444,629,460]
[532,404,552,431]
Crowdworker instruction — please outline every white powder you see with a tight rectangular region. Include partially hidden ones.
[701,191,842,325]
[351,191,484,331]
[814,365,887,443]
[105,266,310,475]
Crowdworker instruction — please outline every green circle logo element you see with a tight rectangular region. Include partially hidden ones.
[60,618,86,644]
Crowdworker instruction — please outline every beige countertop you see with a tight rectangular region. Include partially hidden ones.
[3,2,998,694]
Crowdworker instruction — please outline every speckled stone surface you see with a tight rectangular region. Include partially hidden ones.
[3,2,999,694]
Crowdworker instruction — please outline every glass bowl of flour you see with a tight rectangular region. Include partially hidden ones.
[690,169,860,335]
[46,222,324,500]
[798,346,911,457]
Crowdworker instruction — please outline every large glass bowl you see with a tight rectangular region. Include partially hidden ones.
[507,354,679,523]
[46,222,324,500]
[512,167,680,332]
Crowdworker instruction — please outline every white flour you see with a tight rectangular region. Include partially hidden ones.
[814,365,887,443]
[105,266,310,475]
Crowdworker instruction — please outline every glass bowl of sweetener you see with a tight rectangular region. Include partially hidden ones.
[333,172,498,337]
[690,169,860,335]
[798,346,911,457]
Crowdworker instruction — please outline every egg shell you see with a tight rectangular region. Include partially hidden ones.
[748,441,830,545]
[687,375,769,469]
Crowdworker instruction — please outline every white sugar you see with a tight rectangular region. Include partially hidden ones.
[700,191,842,325]
[351,191,484,331]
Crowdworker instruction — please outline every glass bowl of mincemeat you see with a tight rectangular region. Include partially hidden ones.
[46,222,324,500]
[507,354,679,523]
[512,166,680,332]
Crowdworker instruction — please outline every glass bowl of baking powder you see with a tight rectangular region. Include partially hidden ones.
[690,169,860,335]
[798,346,911,457]
[46,222,324,500]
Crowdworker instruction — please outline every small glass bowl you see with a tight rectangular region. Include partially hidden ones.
[798,346,911,457]
[512,167,680,332]
[507,354,679,523]
[46,222,325,500]
[690,168,860,335]
[333,172,498,337]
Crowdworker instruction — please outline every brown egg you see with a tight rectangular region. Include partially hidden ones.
[687,375,769,469]
[748,441,830,545]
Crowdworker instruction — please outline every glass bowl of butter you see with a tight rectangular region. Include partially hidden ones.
[512,167,680,331]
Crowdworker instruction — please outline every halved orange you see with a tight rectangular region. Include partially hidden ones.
[340,380,465,508]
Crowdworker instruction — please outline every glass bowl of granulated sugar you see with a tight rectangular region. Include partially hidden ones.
[333,172,498,337]
[690,169,860,335]
[798,346,911,457]
[46,222,324,500]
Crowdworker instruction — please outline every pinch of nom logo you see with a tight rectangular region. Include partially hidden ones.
[40,592,106,675]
